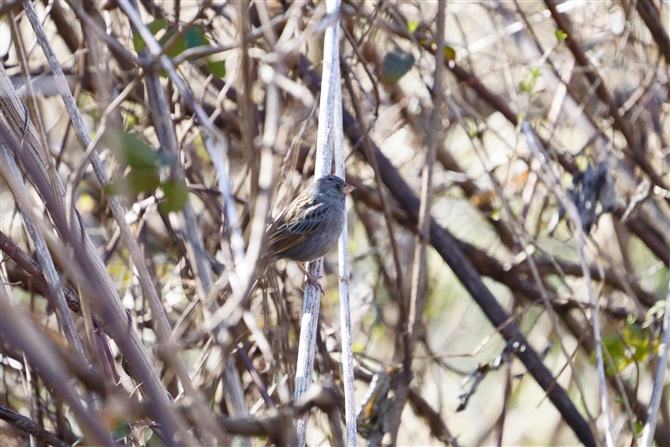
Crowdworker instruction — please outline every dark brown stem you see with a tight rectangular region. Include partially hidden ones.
[0,404,70,447]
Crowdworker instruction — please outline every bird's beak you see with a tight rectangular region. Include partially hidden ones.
[343,183,356,195]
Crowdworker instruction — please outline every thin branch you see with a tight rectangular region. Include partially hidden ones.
[0,404,70,447]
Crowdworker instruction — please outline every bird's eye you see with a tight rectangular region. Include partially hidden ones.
[335,184,341,189]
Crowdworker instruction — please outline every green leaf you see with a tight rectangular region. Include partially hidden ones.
[105,131,160,170]
[159,29,186,59]
[444,45,456,61]
[574,155,589,173]
[133,32,144,53]
[467,120,479,138]
[407,20,420,33]
[160,178,189,213]
[598,321,652,375]
[520,67,540,93]
[159,26,210,59]
[104,170,161,196]
[183,27,209,49]
[491,205,502,221]
[118,132,160,170]
[206,59,226,78]
[133,18,168,53]
[623,320,650,362]
[147,18,169,36]
[599,334,630,375]
[111,419,130,438]
[353,341,366,354]
[555,29,568,43]
[381,49,415,85]
[193,134,210,162]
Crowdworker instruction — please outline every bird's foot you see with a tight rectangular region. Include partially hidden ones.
[300,273,324,295]
[295,261,324,295]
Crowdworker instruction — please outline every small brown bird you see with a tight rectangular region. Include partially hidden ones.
[264,174,356,286]
[216,175,355,295]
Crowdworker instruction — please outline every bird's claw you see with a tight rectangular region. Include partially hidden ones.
[301,273,324,295]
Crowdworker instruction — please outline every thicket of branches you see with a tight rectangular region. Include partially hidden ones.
[1,1,668,446]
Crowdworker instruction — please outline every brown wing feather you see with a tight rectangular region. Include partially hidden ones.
[266,199,333,259]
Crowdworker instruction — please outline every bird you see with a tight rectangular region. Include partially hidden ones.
[264,174,356,289]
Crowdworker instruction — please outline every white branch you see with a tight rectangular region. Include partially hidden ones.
[294,0,356,445]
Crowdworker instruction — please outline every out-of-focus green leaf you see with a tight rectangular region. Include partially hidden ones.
[598,318,653,375]
[491,205,502,221]
[104,170,160,196]
[444,45,456,61]
[159,29,186,59]
[623,319,650,362]
[520,67,540,93]
[183,27,209,49]
[574,155,589,173]
[599,334,629,374]
[133,18,168,53]
[381,49,415,85]
[467,120,479,138]
[407,20,420,33]
[111,418,130,439]
[555,29,568,43]
[125,112,139,129]
[118,132,160,170]
[206,59,226,78]
[160,26,210,59]
[159,178,189,213]
[193,134,210,162]
[106,131,175,172]
[134,22,212,62]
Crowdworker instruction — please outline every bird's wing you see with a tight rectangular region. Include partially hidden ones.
[266,200,333,258]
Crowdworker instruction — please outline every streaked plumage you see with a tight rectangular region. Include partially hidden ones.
[265,174,355,263]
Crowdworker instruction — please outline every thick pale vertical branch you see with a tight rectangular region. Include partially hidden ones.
[294,0,344,444]
[333,14,357,447]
